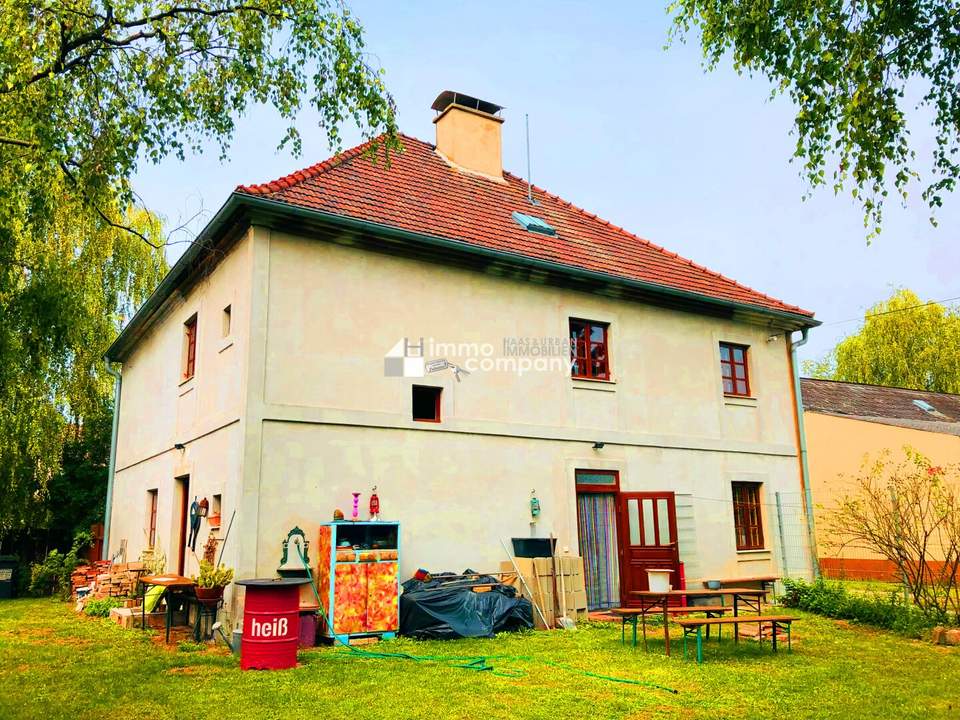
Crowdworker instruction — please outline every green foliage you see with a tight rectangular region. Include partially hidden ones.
[83,597,122,617]
[803,289,960,392]
[826,449,960,620]
[28,531,92,599]
[177,640,207,653]
[4,598,960,718]
[192,560,234,589]
[670,2,960,237]
[0,1,398,543]
[781,578,936,638]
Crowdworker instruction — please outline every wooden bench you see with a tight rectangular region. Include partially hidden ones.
[610,606,730,648]
[676,615,798,663]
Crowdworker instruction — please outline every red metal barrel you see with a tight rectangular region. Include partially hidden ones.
[236,578,309,670]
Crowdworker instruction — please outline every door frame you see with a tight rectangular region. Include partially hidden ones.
[574,469,622,611]
[615,491,680,607]
[174,475,190,576]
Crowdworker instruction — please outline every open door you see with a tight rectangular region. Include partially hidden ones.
[618,492,680,606]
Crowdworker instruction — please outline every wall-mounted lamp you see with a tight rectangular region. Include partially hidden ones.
[174,442,186,451]
[767,334,781,343]
[592,441,605,450]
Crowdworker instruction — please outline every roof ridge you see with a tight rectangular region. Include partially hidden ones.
[501,171,809,316]
[235,132,418,195]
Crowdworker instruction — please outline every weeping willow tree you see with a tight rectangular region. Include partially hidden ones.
[0,1,399,545]
[804,289,960,393]
[0,186,167,542]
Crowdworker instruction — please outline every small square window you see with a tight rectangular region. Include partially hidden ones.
[222,305,232,338]
[719,342,750,396]
[412,385,442,422]
[570,319,610,379]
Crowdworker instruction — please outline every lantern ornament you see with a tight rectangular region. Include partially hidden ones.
[369,486,381,521]
[351,492,361,522]
[530,489,541,519]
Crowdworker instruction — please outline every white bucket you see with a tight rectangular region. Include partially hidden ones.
[646,569,673,593]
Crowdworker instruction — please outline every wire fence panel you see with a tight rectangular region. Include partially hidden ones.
[672,491,815,585]
[773,491,814,581]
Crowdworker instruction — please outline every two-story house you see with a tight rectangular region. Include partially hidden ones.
[104,91,819,616]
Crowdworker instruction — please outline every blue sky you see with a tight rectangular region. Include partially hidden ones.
[132,2,960,366]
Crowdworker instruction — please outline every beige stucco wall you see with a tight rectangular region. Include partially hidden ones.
[806,411,960,561]
[110,221,813,625]
[109,232,253,578]
[235,228,810,585]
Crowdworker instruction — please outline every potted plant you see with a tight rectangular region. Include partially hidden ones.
[193,560,234,605]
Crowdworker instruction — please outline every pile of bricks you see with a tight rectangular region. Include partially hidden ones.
[72,561,147,600]
[92,562,147,599]
[71,560,111,598]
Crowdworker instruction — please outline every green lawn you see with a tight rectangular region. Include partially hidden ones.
[1,599,957,719]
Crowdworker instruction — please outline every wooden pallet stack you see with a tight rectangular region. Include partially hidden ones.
[501,556,588,629]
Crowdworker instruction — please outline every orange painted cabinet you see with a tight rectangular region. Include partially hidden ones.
[316,522,400,643]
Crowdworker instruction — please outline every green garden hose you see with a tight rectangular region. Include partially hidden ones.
[297,553,678,694]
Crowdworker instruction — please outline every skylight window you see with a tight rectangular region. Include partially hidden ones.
[512,211,556,236]
[913,399,937,414]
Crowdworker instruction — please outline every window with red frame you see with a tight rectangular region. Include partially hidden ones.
[732,482,764,550]
[147,489,158,548]
[182,314,197,380]
[719,342,750,396]
[570,319,610,379]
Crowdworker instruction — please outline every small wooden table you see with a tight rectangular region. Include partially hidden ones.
[701,575,778,596]
[140,574,195,643]
[616,588,767,656]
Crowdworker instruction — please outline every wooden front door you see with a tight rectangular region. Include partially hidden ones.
[618,492,680,606]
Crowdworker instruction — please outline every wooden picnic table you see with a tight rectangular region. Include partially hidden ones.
[613,587,767,656]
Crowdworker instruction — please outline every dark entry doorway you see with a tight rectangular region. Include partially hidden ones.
[575,470,621,610]
[174,475,190,575]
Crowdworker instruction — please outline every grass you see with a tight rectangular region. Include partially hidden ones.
[1,599,958,719]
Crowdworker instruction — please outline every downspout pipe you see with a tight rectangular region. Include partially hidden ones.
[789,329,820,579]
[102,358,122,561]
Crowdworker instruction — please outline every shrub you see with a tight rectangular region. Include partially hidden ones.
[781,578,937,638]
[192,560,234,589]
[28,530,92,599]
[83,598,122,617]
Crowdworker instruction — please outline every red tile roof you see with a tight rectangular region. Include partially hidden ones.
[236,134,814,318]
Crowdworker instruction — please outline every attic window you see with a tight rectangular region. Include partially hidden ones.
[512,211,556,236]
[913,399,937,414]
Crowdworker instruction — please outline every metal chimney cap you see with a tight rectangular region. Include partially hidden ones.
[431,90,503,116]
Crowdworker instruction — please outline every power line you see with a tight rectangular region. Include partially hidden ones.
[822,294,960,327]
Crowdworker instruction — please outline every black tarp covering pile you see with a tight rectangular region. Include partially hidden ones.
[399,569,533,640]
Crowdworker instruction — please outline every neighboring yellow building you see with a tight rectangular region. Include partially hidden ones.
[801,378,960,579]
[103,90,820,624]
